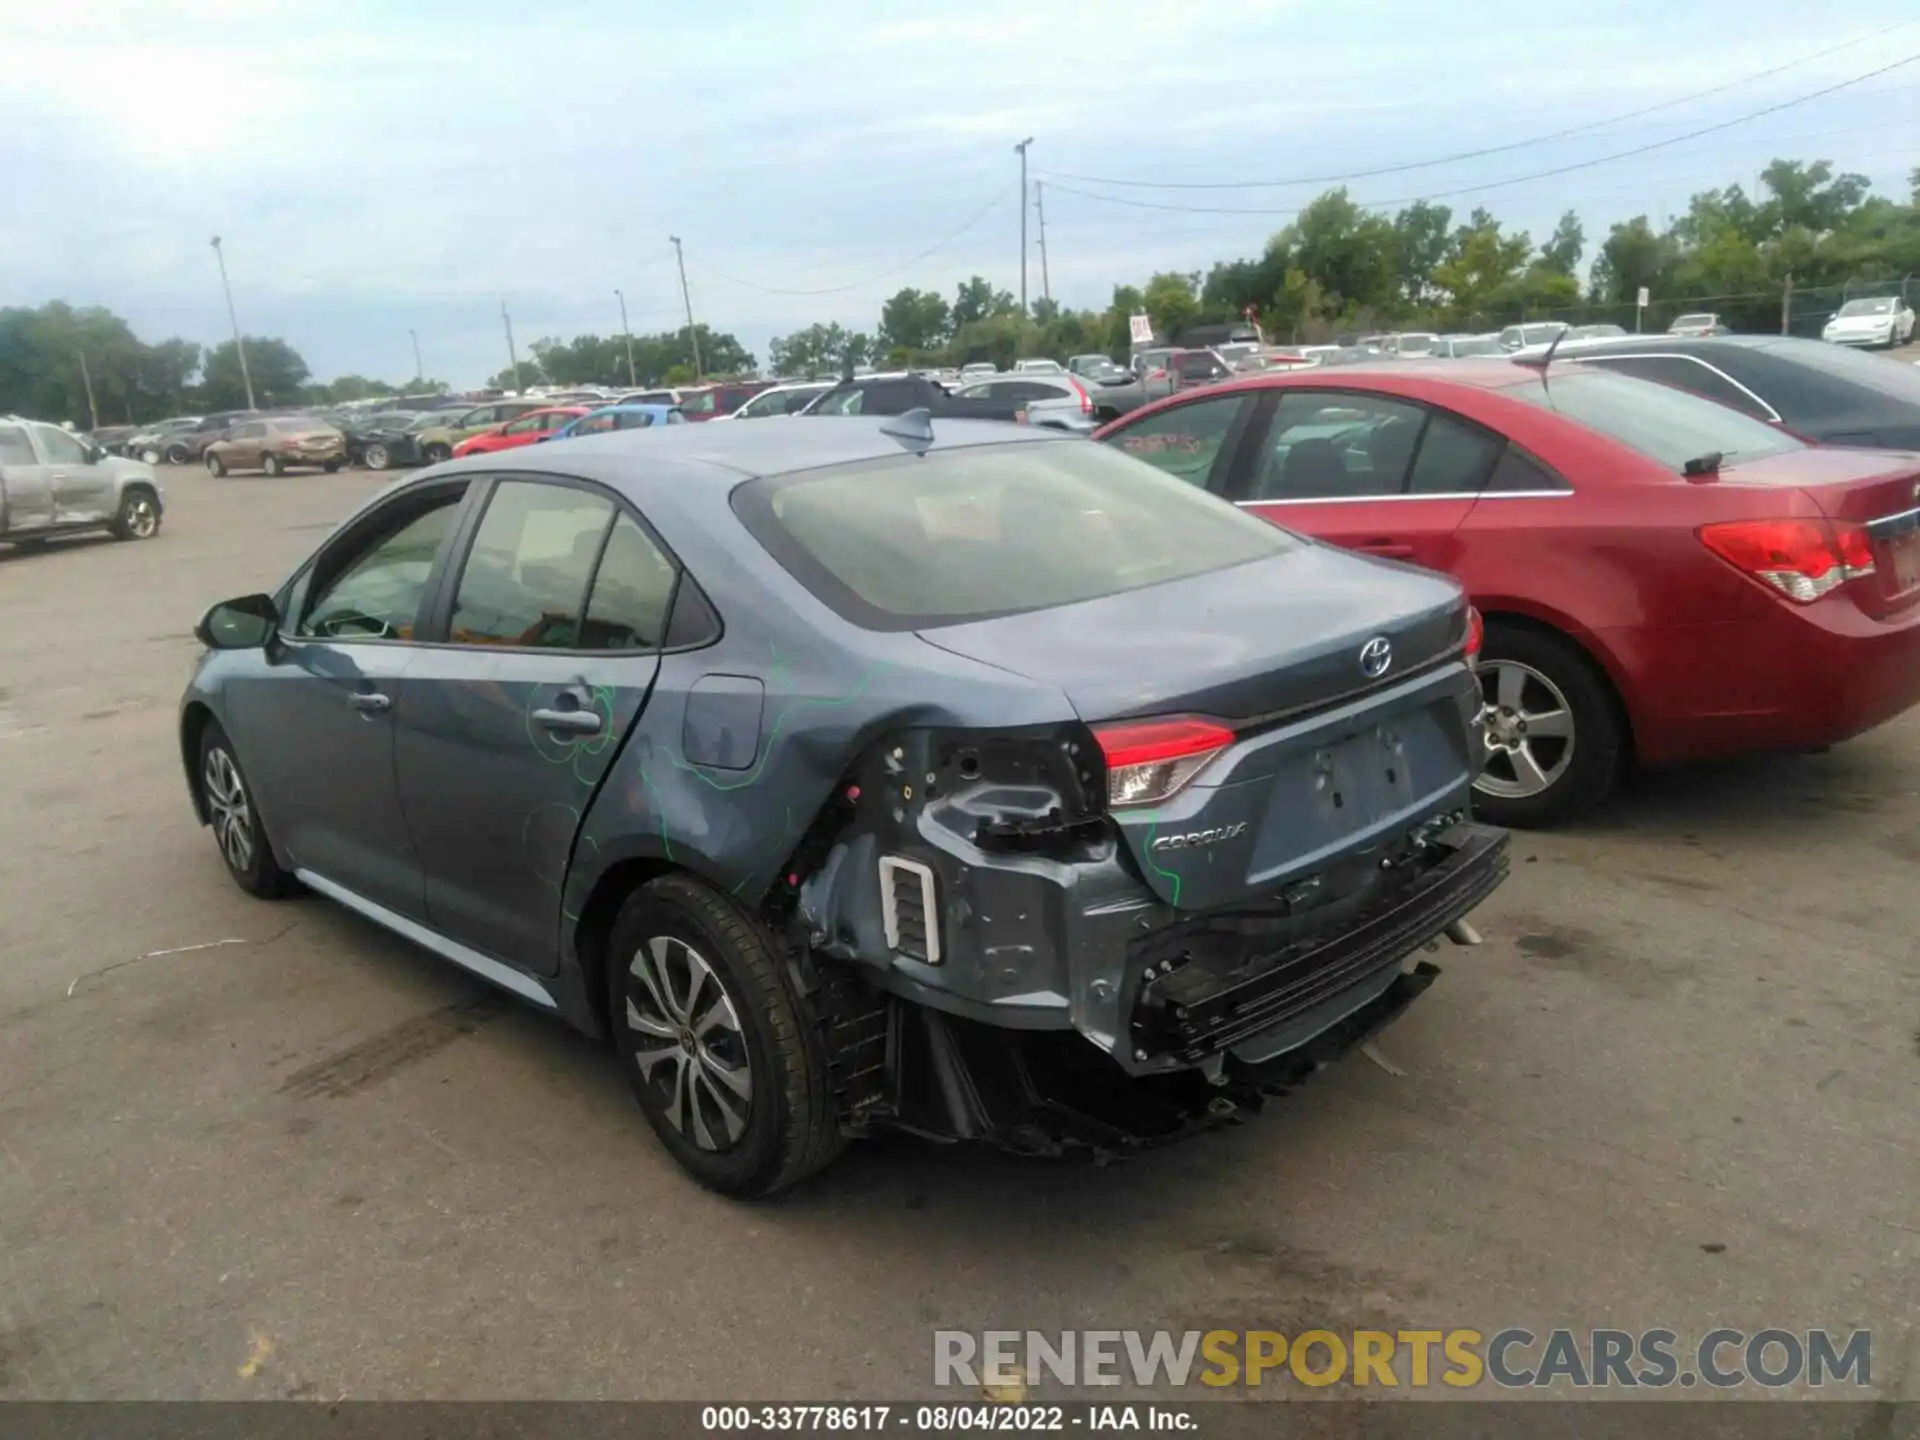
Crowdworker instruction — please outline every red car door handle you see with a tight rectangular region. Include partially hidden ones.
[1357,540,1416,558]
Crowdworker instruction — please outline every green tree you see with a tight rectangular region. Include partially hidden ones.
[1286,189,1400,315]
[201,336,309,409]
[1432,219,1533,325]
[1392,200,1454,305]
[952,275,1016,329]
[1538,210,1585,275]
[1141,271,1202,340]
[1589,216,1677,305]
[486,360,547,392]
[770,323,856,377]
[877,287,952,355]
[1755,159,1870,239]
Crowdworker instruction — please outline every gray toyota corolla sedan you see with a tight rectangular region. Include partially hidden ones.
[180,415,1507,1195]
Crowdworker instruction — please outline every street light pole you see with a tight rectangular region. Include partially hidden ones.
[501,302,520,390]
[409,328,424,382]
[1014,137,1034,313]
[209,236,256,410]
[1034,180,1051,307]
[615,288,637,387]
[668,237,703,379]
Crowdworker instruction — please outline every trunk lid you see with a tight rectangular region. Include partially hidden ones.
[918,547,1480,910]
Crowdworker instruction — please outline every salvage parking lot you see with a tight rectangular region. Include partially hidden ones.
[1,463,1917,1401]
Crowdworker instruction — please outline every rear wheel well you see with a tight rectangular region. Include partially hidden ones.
[180,702,214,820]
[1479,610,1637,769]
[571,856,682,1034]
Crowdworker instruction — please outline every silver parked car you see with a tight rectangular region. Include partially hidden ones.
[949,373,1100,432]
[0,416,165,548]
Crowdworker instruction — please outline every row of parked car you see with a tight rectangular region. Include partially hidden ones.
[172,322,1920,1197]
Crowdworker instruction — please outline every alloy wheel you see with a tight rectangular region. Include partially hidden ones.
[1475,659,1576,800]
[202,747,255,873]
[624,935,753,1152]
[125,495,159,538]
[364,443,390,470]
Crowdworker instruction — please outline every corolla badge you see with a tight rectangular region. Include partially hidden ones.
[1358,635,1394,679]
[1150,822,1248,852]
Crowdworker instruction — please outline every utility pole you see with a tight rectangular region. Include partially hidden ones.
[615,288,637,387]
[77,348,99,430]
[209,236,256,410]
[1014,137,1034,313]
[409,328,424,382]
[501,302,520,390]
[668,236,703,379]
[1034,180,1051,307]
[1781,272,1794,336]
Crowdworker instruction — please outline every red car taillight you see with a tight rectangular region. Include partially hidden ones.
[1093,716,1235,809]
[1697,518,1876,603]
[1070,377,1092,415]
[1464,605,1484,665]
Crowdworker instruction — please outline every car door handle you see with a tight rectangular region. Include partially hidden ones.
[1357,540,1416,558]
[532,705,603,735]
[348,691,391,714]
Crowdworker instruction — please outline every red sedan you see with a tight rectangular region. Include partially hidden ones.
[450,406,590,458]
[1094,361,1920,826]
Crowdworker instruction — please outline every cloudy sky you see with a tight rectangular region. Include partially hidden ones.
[4,0,1915,386]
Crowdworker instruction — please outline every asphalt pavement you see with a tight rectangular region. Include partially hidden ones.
[0,463,1916,1403]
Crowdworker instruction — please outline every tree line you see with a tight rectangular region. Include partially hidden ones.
[771,157,1920,374]
[5,157,1914,425]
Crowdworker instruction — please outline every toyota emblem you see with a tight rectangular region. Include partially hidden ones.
[1358,636,1393,678]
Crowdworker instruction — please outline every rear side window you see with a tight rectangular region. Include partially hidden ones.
[811,388,864,416]
[1248,392,1427,501]
[1507,370,1801,471]
[581,514,678,649]
[1407,413,1504,494]
[731,439,1296,631]
[1578,355,1775,421]
[449,481,615,648]
[0,427,34,464]
[1106,394,1244,490]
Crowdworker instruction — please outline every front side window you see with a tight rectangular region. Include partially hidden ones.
[680,390,717,415]
[732,439,1297,631]
[614,411,657,430]
[1505,370,1801,470]
[502,414,544,435]
[1106,394,1245,490]
[812,388,865,416]
[36,427,88,464]
[541,411,579,431]
[1249,392,1428,500]
[299,487,467,640]
[448,481,615,648]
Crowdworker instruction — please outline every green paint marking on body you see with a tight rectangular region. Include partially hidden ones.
[1140,817,1182,908]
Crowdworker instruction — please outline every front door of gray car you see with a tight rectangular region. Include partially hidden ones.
[35,425,113,524]
[229,482,472,918]
[394,478,674,975]
[0,424,55,532]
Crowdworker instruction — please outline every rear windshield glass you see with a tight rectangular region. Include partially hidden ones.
[1767,337,1920,400]
[731,439,1298,630]
[1506,369,1802,471]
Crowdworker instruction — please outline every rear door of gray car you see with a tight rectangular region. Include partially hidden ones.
[391,474,675,976]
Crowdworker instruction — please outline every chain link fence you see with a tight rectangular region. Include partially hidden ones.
[1492,274,1916,339]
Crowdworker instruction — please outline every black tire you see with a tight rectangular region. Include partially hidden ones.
[109,484,161,541]
[362,442,391,471]
[607,874,844,1197]
[1471,622,1624,829]
[206,452,226,476]
[322,460,341,473]
[262,453,284,477]
[197,721,300,900]
[166,443,190,465]
[422,442,452,464]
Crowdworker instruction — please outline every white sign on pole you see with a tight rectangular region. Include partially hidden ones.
[1128,313,1154,345]
[1636,287,1650,309]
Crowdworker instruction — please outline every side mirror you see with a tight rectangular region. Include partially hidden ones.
[195,593,278,650]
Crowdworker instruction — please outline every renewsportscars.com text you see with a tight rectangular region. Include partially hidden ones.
[934,1327,1872,1390]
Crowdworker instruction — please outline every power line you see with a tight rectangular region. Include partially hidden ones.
[703,188,1014,296]
[1043,54,1920,218]
[1038,20,1916,191]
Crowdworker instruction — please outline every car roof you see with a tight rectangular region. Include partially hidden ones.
[576,403,679,417]
[1199,358,1548,394]
[460,415,1066,490]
